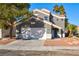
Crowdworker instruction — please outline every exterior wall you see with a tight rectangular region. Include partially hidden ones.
[2,29,10,37]
[77,30,79,34]
[0,29,10,38]
[77,26,79,34]
[50,15,65,37]
[33,10,50,21]
[44,23,51,39]
[51,16,65,30]
[0,29,2,38]
[0,28,15,38]
[2,28,16,38]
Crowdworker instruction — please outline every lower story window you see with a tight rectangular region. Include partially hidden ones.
[47,28,51,34]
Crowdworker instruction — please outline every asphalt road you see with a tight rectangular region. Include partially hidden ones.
[0,49,79,56]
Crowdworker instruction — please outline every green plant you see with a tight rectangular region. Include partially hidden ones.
[0,3,32,38]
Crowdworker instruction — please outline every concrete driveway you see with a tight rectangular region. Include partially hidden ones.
[0,40,53,51]
[7,40,44,46]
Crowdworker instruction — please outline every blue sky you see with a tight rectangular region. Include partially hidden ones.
[29,3,79,26]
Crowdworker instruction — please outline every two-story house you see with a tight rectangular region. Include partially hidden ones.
[16,8,66,40]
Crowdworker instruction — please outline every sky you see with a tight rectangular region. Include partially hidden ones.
[29,3,79,26]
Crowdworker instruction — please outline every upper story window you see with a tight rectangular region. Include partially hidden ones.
[44,16,48,20]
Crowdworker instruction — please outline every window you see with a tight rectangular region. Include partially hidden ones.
[61,19,63,21]
[47,28,51,34]
[57,19,58,21]
[31,22,35,24]
[44,16,48,20]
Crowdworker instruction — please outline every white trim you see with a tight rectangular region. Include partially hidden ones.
[51,13,66,19]
[41,8,50,14]
[32,16,61,29]
[63,33,65,37]
[58,34,62,38]
[43,20,61,29]
[33,9,66,19]
[33,9,50,16]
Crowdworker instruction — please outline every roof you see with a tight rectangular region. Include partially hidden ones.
[33,8,66,19]
[33,9,50,16]
[51,13,66,19]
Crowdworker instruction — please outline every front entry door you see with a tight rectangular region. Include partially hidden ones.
[52,28,58,39]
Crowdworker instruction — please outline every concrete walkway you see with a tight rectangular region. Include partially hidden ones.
[0,40,79,51]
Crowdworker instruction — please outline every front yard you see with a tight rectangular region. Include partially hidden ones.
[0,37,79,56]
[0,37,79,46]
[44,37,79,46]
[0,38,15,45]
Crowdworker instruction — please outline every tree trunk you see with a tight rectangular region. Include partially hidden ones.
[9,26,13,39]
[68,30,72,37]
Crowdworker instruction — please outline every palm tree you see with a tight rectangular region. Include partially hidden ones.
[53,4,66,16]
[66,24,77,37]
[53,4,60,14]
[59,5,66,16]
[65,18,68,28]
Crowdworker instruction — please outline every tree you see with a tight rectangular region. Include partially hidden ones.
[66,24,77,37]
[53,4,59,14]
[53,4,66,16]
[0,3,32,39]
[59,5,66,15]
[65,18,68,28]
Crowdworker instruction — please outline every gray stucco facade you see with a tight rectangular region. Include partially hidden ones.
[50,14,65,38]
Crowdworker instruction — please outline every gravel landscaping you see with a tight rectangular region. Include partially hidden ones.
[44,38,79,46]
[0,38,15,45]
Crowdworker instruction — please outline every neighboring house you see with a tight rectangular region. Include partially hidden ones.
[0,28,16,39]
[0,29,2,38]
[16,8,66,40]
[77,26,79,34]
